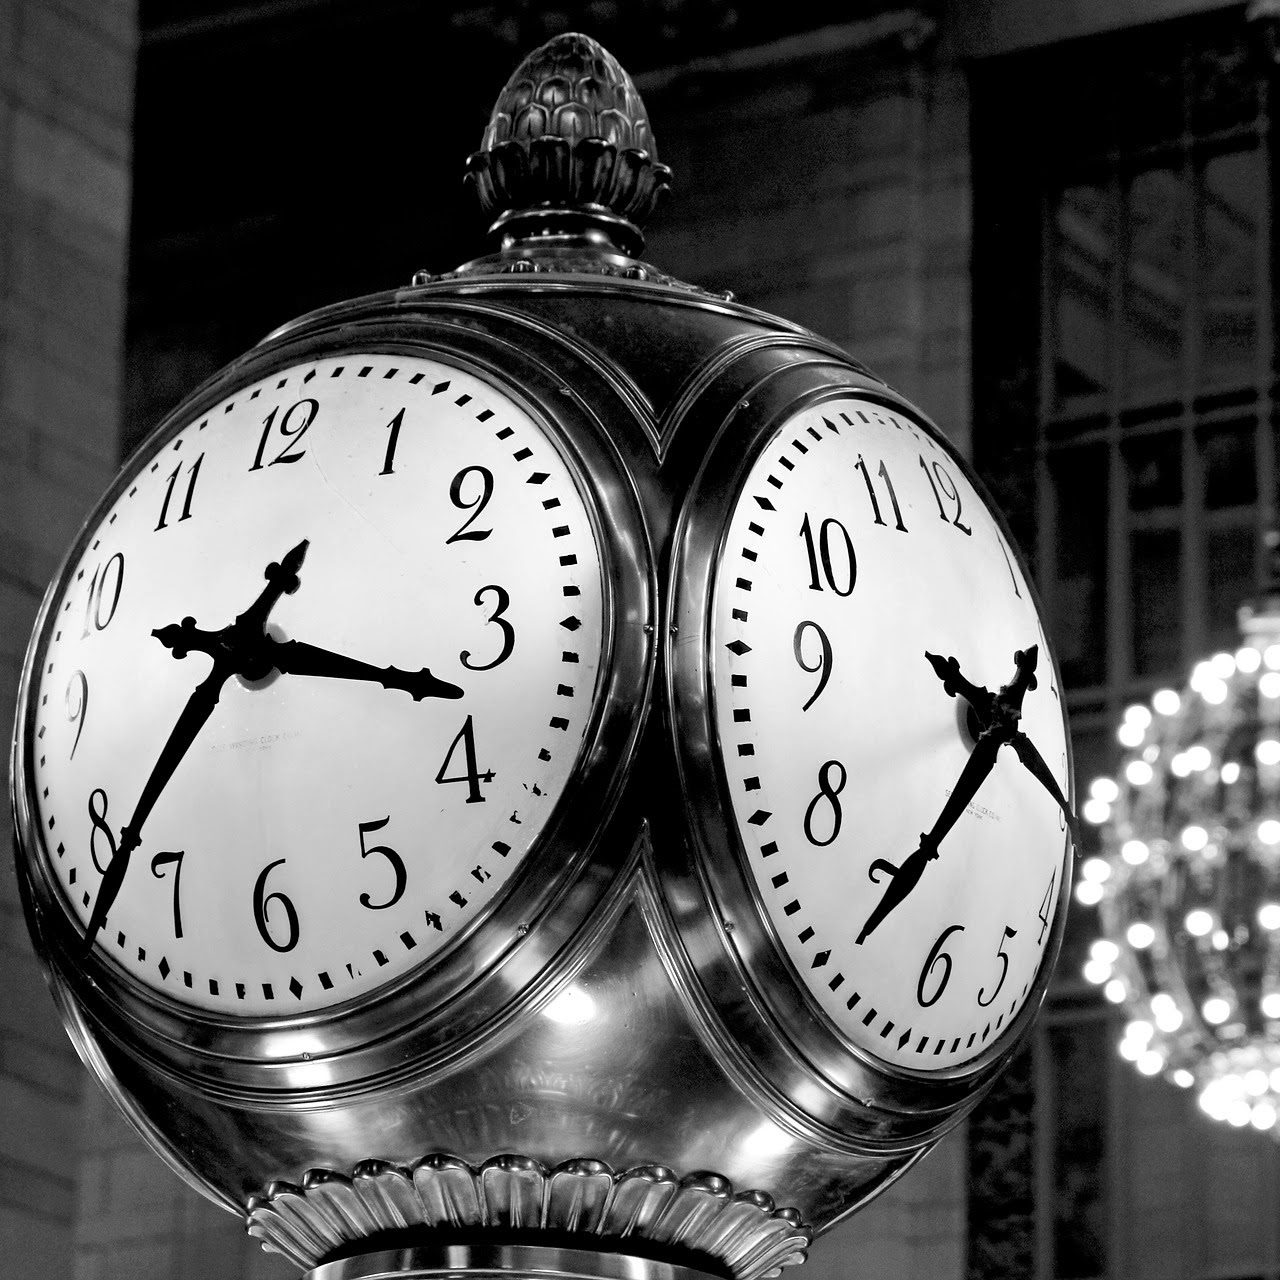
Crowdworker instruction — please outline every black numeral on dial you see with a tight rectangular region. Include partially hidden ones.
[356,816,406,910]
[151,849,185,938]
[155,454,204,530]
[253,858,300,952]
[803,760,846,846]
[793,620,832,712]
[435,715,494,803]
[446,466,494,543]
[854,454,908,531]
[799,515,856,595]
[250,398,317,470]
[917,923,965,1007]
[461,584,515,671]
[977,924,1017,1007]
[919,456,972,535]
[65,670,88,758]
[82,553,124,637]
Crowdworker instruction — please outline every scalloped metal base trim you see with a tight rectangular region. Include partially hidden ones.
[246,1154,811,1280]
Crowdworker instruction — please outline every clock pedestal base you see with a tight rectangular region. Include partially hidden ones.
[302,1241,725,1280]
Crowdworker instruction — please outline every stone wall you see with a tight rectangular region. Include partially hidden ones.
[0,0,136,1275]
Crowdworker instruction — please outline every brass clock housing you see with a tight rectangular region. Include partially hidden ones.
[11,32,1074,1280]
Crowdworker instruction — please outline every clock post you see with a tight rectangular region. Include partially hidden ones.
[11,32,1075,1280]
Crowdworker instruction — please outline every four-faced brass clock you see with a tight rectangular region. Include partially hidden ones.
[10,31,1076,1279]
[21,350,606,1016]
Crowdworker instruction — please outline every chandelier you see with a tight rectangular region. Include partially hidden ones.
[1078,580,1280,1133]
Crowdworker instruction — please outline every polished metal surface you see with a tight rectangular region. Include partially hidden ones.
[304,1241,723,1280]
[11,30,1073,1279]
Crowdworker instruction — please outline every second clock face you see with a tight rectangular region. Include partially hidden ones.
[710,394,1071,1073]
[25,352,606,1016]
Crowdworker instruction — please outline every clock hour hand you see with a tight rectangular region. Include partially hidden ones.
[84,660,231,951]
[263,636,464,700]
[856,729,1001,945]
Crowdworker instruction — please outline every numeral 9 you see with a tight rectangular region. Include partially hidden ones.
[793,620,832,711]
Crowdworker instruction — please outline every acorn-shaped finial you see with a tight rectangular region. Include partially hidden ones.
[466,33,672,257]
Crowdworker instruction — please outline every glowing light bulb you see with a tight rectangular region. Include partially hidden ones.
[1083,797,1111,825]
[1118,721,1145,748]
[1257,740,1280,766]
[1081,857,1111,884]
[1202,996,1231,1024]
[1200,1086,1228,1120]
[1127,921,1155,949]
[1173,1069,1195,1088]
[1186,745,1211,771]
[1211,652,1236,679]
[1213,929,1230,950]
[1246,1069,1269,1096]
[1125,759,1154,786]
[1090,938,1120,964]
[1181,825,1209,852]
[1121,839,1149,865]
[1259,903,1280,931]
[1262,672,1280,699]
[1118,1038,1142,1061]
[1190,661,1213,691]
[1155,1004,1183,1033]
[1083,958,1112,985]
[1185,909,1214,937]
[1202,679,1229,705]
[1153,688,1181,715]
[1237,646,1262,674]
[1104,978,1127,1003]
[1258,820,1280,846]
[1263,994,1280,1020]
[1125,704,1153,729]
[1171,752,1193,778]
[1222,761,1241,784]
[1090,777,1119,804]
[1252,1102,1277,1131]
[1075,881,1104,906]
[1138,1049,1165,1076]
[1229,1100,1252,1127]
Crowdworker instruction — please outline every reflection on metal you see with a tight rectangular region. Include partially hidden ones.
[248,1155,809,1279]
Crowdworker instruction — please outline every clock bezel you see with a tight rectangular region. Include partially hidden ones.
[12,312,656,1088]
[665,369,1074,1115]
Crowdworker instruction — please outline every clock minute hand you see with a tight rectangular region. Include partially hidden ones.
[264,636,464,700]
[83,659,232,952]
[856,730,1001,945]
[1008,731,1080,844]
[86,542,310,953]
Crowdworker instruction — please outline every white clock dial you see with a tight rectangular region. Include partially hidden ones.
[711,395,1071,1072]
[28,352,605,1016]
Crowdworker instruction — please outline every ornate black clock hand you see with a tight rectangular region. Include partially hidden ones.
[84,542,309,952]
[856,729,1001,945]
[262,636,464,700]
[928,644,1078,838]
[856,646,1056,946]
[155,623,465,700]
[83,661,232,950]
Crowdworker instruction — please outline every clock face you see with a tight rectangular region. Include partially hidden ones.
[24,352,606,1016]
[710,394,1071,1073]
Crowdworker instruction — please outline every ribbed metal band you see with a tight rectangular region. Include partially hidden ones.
[247,1154,810,1280]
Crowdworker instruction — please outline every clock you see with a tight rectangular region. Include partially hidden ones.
[17,348,608,1017]
[673,388,1074,1080]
